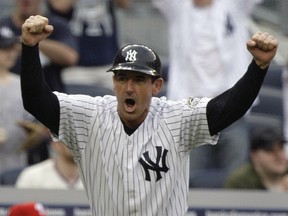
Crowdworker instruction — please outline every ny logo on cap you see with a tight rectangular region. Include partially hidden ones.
[125,50,137,62]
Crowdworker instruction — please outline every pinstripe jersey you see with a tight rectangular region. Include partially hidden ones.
[52,93,219,216]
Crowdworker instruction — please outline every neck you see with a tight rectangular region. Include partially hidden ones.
[256,166,285,191]
[262,176,284,191]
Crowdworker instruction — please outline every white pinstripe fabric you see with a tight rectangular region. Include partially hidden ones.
[53,93,219,216]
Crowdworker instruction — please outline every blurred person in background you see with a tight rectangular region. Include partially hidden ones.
[16,141,84,190]
[152,0,263,184]
[0,0,79,165]
[0,27,48,174]
[282,65,288,158]
[225,126,288,191]
[47,0,130,90]
[0,0,79,92]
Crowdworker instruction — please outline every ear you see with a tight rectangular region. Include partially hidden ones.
[152,78,164,96]
[250,151,257,163]
[112,74,116,89]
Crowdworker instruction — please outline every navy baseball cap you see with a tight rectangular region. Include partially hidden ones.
[250,127,286,151]
[107,44,162,77]
[0,26,19,49]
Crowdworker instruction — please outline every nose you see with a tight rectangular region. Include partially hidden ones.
[126,79,135,93]
[274,145,286,159]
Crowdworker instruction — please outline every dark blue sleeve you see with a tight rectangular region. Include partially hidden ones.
[207,60,268,136]
[21,43,60,135]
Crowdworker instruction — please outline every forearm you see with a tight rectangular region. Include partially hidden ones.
[39,39,78,66]
[207,60,268,135]
[21,43,60,135]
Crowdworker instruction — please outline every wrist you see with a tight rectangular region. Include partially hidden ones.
[254,60,270,69]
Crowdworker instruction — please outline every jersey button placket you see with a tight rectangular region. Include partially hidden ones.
[127,138,134,165]
[129,191,135,199]
[128,139,132,145]
[126,138,136,205]
[128,152,133,159]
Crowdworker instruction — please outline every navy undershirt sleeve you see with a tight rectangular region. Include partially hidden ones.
[21,43,60,135]
[207,60,268,136]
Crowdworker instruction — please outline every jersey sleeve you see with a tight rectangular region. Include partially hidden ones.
[184,97,219,149]
[52,92,100,160]
[164,97,219,154]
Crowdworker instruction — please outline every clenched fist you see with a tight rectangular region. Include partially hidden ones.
[246,32,278,69]
[22,15,54,47]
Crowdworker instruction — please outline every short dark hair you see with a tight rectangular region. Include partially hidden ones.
[250,126,286,151]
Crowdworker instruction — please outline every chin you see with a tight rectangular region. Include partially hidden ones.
[125,114,138,122]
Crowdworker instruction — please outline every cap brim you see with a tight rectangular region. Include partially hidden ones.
[107,63,158,76]
[0,37,19,49]
[252,138,286,151]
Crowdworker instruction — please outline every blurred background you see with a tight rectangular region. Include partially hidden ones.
[1,0,288,64]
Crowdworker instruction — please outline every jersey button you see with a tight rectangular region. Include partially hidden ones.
[129,192,135,199]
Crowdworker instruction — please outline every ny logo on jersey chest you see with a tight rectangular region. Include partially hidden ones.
[139,146,169,182]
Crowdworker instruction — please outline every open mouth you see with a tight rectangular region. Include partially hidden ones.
[124,98,136,113]
[125,98,136,108]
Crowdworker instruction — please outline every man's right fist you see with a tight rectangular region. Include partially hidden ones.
[22,15,54,46]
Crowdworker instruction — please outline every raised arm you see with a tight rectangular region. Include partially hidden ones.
[21,15,60,135]
[207,32,278,135]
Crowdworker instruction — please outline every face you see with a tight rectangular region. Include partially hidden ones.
[251,143,288,176]
[113,71,163,129]
[0,44,20,70]
[14,0,42,20]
